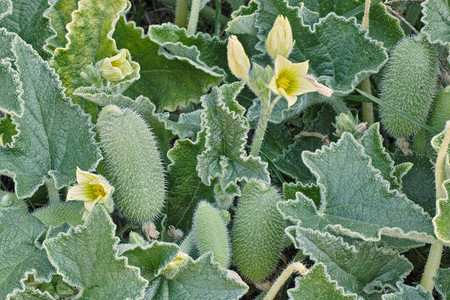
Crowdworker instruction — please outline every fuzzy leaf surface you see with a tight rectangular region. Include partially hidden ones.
[433,180,450,243]
[287,227,413,296]
[421,0,450,47]
[51,0,128,114]
[9,289,55,300]
[254,0,388,95]
[113,18,223,111]
[0,32,100,198]
[123,242,179,281]
[43,206,148,299]
[288,263,357,300]
[0,207,54,299]
[0,0,54,59]
[197,83,269,188]
[278,133,434,243]
[0,57,22,117]
[146,254,248,300]
[381,284,433,300]
[434,268,450,300]
[0,0,11,20]
[46,0,78,50]
[167,132,215,233]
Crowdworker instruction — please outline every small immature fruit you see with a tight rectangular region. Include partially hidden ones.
[97,105,166,223]
[232,180,285,282]
[380,37,437,138]
[428,87,450,133]
[193,201,230,268]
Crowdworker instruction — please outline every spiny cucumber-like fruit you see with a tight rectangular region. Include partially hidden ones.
[97,105,166,223]
[193,201,230,268]
[380,37,437,138]
[428,87,450,133]
[232,180,285,282]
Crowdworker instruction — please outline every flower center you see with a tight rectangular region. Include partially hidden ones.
[277,76,290,90]
[92,185,106,197]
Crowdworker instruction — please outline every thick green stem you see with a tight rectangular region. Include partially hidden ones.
[45,178,60,205]
[214,0,221,36]
[187,0,201,35]
[175,0,189,28]
[263,262,309,300]
[250,96,281,157]
[420,121,450,291]
[359,0,374,126]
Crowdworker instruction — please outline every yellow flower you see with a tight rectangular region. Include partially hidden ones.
[266,15,295,60]
[66,167,114,212]
[227,35,251,81]
[165,251,190,271]
[100,49,134,82]
[268,55,318,107]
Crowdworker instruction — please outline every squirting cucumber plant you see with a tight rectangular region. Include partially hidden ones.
[0,0,449,299]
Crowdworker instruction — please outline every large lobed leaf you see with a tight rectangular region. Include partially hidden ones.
[278,132,435,243]
[113,17,223,112]
[0,30,100,198]
[43,206,148,299]
[197,83,269,188]
[0,207,54,299]
[0,0,55,59]
[433,179,450,244]
[381,284,433,300]
[286,227,413,297]
[46,0,78,50]
[421,0,450,47]
[434,267,450,300]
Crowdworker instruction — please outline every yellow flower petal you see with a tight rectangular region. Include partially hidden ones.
[66,184,95,202]
[83,199,97,212]
[291,77,318,96]
[290,60,309,77]
[76,167,97,184]
[274,55,292,74]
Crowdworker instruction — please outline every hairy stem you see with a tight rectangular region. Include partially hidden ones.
[214,0,222,36]
[174,0,189,28]
[420,121,450,291]
[187,0,201,35]
[250,95,281,157]
[45,178,60,205]
[263,262,309,300]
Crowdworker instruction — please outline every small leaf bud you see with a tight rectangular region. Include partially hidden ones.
[265,15,295,60]
[227,35,251,81]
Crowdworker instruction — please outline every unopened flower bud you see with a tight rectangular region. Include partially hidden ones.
[165,251,190,271]
[227,35,251,81]
[304,74,334,97]
[100,49,134,82]
[265,15,295,60]
[335,112,358,134]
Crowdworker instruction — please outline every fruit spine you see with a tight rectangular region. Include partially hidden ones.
[232,180,285,282]
[380,37,437,138]
[97,105,166,222]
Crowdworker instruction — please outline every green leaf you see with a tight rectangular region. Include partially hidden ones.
[381,283,434,300]
[0,57,22,117]
[360,123,412,189]
[147,254,248,300]
[51,0,129,114]
[278,133,435,243]
[254,0,388,95]
[421,0,450,47]
[166,132,215,233]
[434,267,450,300]
[197,83,269,188]
[288,263,357,300]
[163,110,202,140]
[283,181,320,203]
[9,288,55,300]
[113,17,223,112]
[33,202,85,227]
[0,0,55,59]
[0,114,18,145]
[122,241,180,281]
[433,179,450,243]
[301,0,404,50]
[0,207,54,299]
[148,23,229,79]
[0,32,101,198]
[0,0,11,20]
[46,0,78,50]
[287,227,413,296]
[43,206,148,299]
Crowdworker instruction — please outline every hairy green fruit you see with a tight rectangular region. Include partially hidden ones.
[232,181,285,282]
[380,37,437,138]
[193,201,230,268]
[428,87,450,133]
[97,105,166,223]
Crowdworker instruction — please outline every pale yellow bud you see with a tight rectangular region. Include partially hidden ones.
[304,74,334,97]
[100,49,134,82]
[227,35,250,81]
[265,15,295,60]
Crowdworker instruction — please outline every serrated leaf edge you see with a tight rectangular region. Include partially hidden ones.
[420,0,450,47]
[0,55,24,117]
[42,207,148,300]
[0,0,12,20]
[432,179,450,244]
[301,132,435,243]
